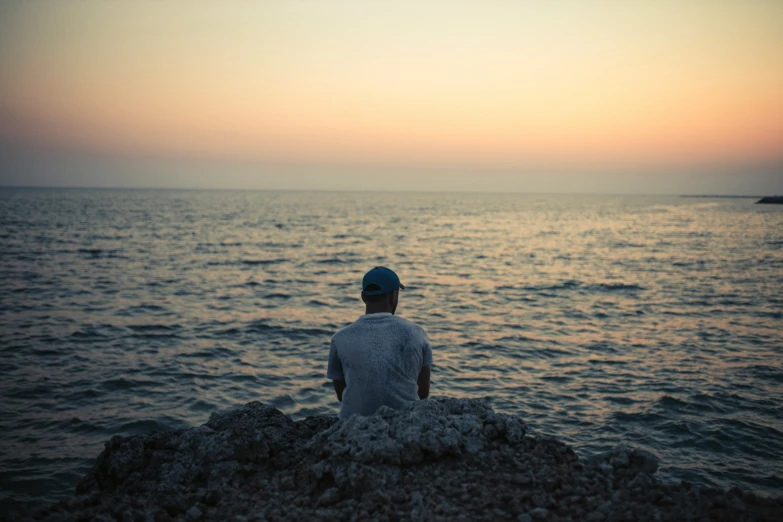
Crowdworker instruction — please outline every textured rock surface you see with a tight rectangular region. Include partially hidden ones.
[6,399,782,521]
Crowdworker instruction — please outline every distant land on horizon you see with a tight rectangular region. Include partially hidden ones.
[679,195,764,199]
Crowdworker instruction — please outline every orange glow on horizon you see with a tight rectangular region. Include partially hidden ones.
[1,1,781,168]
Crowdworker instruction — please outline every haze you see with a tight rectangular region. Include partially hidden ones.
[1,1,781,194]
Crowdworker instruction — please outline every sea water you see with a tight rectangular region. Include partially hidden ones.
[1,189,781,510]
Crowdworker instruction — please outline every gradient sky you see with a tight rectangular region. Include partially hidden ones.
[0,1,781,193]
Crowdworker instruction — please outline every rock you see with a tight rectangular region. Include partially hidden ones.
[630,448,659,475]
[8,398,783,522]
[309,398,527,466]
[757,196,783,204]
[630,471,653,489]
[279,475,295,491]
[586,510,604,522]
[185,506,203,521]
[609,446,630,469]
[316,488,340,507]
[203,490,220,506]
[592,445,658,475]
[492,508,508,517]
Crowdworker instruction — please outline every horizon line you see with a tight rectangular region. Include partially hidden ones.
[0,184,771,198]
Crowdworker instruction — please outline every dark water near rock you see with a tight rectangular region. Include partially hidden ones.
[1,188,781,510]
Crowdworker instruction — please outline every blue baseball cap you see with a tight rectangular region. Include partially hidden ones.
[362,266,405,296]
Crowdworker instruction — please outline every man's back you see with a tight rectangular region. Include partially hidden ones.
[327,312,432,419]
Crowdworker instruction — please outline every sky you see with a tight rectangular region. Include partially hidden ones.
[0,0,781,194]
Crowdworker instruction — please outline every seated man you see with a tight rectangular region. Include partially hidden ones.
[327,266,432,420]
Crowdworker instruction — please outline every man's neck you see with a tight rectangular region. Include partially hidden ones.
[364,306,393,315]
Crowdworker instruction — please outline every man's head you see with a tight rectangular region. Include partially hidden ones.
[361,266,405,315]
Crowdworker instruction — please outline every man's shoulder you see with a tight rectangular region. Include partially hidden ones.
[391,316,428,341]
[391,315,423,329]
[331,321,357,343]
[331,315,427,342]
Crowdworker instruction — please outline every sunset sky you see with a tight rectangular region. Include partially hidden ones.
[0,1,781,193]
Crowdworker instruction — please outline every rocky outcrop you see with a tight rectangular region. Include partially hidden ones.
[8,399,782,521]
[756,196,783,204]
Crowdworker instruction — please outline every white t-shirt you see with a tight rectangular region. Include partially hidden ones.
[327,313,433,420]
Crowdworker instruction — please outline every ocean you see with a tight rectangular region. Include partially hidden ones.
[1,188,781,511]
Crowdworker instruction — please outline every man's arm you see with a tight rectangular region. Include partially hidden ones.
[333,379,346,402]
[418,331,433,399]
[326,339,345,403]
[417,366,430,399]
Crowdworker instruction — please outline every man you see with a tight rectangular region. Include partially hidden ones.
[327,266,432,420]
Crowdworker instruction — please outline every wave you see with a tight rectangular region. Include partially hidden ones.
[177,346,235,359]
[114,418,188,436]
[127,324,180,332]
[76,248,127,259]
[120,304,169,314]
[241,258,287,266]
[217,321,332,340]
[56,417,105,434]
[591,283,644,292]
[314,257,353,264]
[125,324,181,339]
[747,365,783,384]
[264,293,291,299]
[101,377,164,390]
[497,280,644,294]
